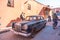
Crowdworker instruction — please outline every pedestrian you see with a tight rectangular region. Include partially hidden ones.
[20,12,25,21]
[48,15,51,22]
[52,13,58,29]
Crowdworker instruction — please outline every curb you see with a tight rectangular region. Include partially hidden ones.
[0,27,12,34]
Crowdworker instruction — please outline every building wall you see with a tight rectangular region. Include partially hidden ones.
[53,8,60,13]
[21,0,45,16]
[0,0,45,28]
[0,0,22,28]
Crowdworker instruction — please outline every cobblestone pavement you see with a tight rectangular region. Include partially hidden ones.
[33,21,60,40]
[0,31,32,40]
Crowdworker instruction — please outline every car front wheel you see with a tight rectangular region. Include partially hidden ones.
[30,28,36,38]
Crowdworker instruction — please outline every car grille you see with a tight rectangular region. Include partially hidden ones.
[13,25,21,32]
[13,25,27,33]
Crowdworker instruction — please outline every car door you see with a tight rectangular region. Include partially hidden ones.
[36,16,44,31]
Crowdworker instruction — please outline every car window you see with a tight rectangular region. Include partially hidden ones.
[29,17,36,20]
[33,17,36,20]
[26,17,29,20]
[26,16,35,21]
[38,16,40,19]
[26,16,44,21]
[30,17,33,20]
[40,16,44,20]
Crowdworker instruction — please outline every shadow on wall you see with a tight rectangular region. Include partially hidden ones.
[6,17,21,27]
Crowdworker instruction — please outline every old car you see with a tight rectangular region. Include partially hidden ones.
[10,15,47,38]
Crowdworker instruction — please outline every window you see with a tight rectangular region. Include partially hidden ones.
[24,0,28,4]
[24,1,28,4]
[28,4,31,10]
[7,0,14,7]
[40,16,44,20]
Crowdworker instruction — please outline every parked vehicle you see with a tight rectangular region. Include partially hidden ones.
[10,15,47,38]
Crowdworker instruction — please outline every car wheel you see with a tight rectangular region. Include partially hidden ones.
[30,34,35,38]
[30,28,36,38]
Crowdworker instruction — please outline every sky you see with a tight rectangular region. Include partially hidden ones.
[36,0,60,8]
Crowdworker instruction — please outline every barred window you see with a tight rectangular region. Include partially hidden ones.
[28,4,31,10]
[7,0,14,7]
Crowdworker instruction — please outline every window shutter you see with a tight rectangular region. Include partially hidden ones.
[7,0,14,7]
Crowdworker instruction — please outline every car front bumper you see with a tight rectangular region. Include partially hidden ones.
[10,29,31,37]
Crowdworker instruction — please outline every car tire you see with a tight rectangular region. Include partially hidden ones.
[30,34,35,38]
[30,28,36,38]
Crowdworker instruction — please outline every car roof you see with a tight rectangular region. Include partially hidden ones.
[26,15,42,17]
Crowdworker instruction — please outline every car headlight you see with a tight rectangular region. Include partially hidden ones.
[22,24,28,30]
[14,23,21,31]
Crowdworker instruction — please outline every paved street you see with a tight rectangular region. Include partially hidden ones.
[33,21,60,40]
[0,21,60,40]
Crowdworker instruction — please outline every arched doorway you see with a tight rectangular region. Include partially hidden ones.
[39,7,50,19]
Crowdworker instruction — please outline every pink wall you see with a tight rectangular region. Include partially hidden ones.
[0,0,45,28]
[0,0,22,28]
